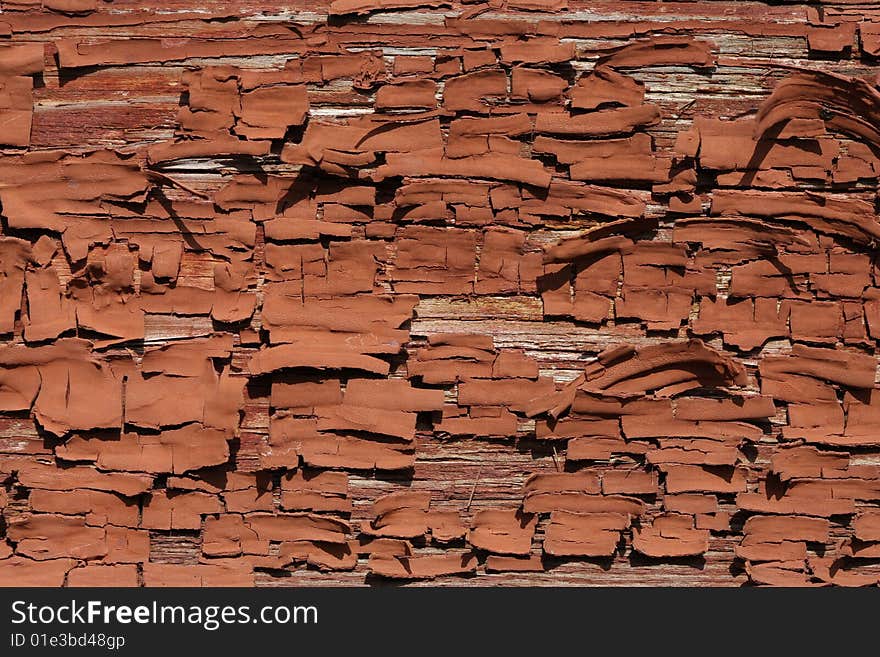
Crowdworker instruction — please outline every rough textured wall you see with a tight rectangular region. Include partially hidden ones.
[1,0,880,587]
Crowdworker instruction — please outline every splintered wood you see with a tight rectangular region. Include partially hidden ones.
[2,0,880,587]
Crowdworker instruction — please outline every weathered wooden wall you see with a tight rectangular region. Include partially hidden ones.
[2,0,880,586]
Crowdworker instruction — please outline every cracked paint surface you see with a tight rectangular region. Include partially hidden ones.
[1,0,880,587]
